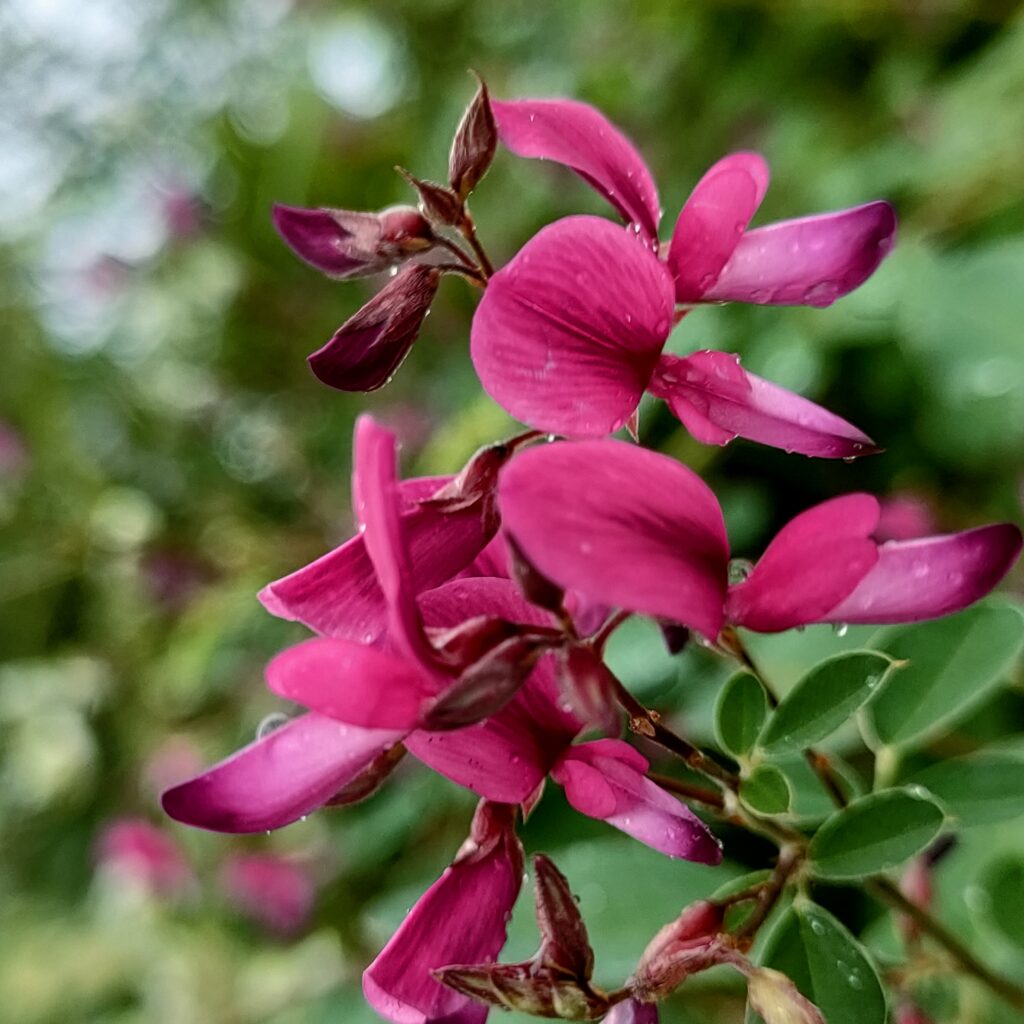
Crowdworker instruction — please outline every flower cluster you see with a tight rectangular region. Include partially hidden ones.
[163,79,1021,1023]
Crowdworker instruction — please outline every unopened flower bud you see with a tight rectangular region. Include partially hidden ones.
[398,168,465,227]
[558,643,620,734]
[449,73,498,199]
[273,204,434,279]
[506,533,566,614]
[422,635,548,730]
[308,263,440,392]
[632,900,726,1000]
[429,614,521,671]
[533,854,595,980]
[746,968,825,1024]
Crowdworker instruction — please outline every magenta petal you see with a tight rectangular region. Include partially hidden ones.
[355,417,442,671]
[827,524,1023,625]
[259,487,492,642]
[650,352,879,458]
[605,999,659,1024]
[471,216,673,438]
[669,152,770,302]
[498,440,729,638]
[553,743,723,863]
[705,200,897,306]
[309,265,440,392]
[265,638,432,728]
[161,714,403,833]
[726,495,880,633]
[363,808,523,1024]
[491,98,661,239]
[272,204,382,278]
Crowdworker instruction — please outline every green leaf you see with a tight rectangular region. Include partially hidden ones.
[759,650,895,754]
[867,603,1024,750]
[716,671,768,757]
[977,857,1024,953]
[751,902,886,1024]
[808,788,946,880]
[740,764,791,815]
[776,754,864,826]
[906,752,1024,826]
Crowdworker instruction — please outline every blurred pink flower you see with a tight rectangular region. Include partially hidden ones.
[219,853,316,937]
[96,818,194,899]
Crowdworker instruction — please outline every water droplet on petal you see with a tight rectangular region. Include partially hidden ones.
[728,558,754,584]
[257,712,290,740]
[832,622,849,638]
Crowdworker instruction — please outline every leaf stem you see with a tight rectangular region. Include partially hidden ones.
[458,209,494,278]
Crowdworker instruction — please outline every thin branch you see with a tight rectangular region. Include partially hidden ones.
[458,210,494,278]
[649,772,725,810]
[870,879,1024,1012]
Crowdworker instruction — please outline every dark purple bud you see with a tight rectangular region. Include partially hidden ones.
[308,263,440,391]
[421,635,548,730]
[558,643,620,735]
[746,968,826,1024]
[633,901,726,1000]
[658,622,691,655]
[426,440,518,536]
[435,962,609,1020]
[273,203,434,280]
[449,73,498,199]
[533,854,595,980]
[428,614,521,671]
[398,167,464,227]
[325,742,406,806]
[507,534,566,614]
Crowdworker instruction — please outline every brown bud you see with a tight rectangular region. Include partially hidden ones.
[533,854,595,981]
[428,614,521,672]
[421,635,548,730]
[435,962,608,1020]
[746,968,825,1024]
[308,263,440,392]
[448,73,498,199]
[633,901,726,1001]
[558,643,621,734]
[396,167,464,227]
[325,742,406,806]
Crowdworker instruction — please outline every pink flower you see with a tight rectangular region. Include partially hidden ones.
[95,818,194,899]
[490,97,896,306]
[363,801,524,1024]
[219,853,315,937]
[498,439,1022,640]
[468,97,895,450]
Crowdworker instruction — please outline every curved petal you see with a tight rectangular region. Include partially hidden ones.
[705,200,897,306]
[498,440,729,639]
[726,495,880,633]
[669,152,770,302]
[552,741,723,863]
[259,488,493,642]
[491,98,661,240]
[470,216,674,438]
[363,804,523,1024]
[650,352,879,459]
[161,714,403,833]
[265,637,433,728]
[272,204,383,278]
[355,417,443,671]
[308,265,440,392]
[826,524,1022,624]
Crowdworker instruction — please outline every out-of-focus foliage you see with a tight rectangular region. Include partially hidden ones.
[2,1,1023,1021]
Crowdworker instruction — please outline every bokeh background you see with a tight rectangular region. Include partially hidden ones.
[3,1,1024,1021]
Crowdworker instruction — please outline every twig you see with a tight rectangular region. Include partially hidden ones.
[457,210,494,278]
[870,879,1024,1012]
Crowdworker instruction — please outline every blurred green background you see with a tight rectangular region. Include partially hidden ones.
[3,1,1024,1021]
